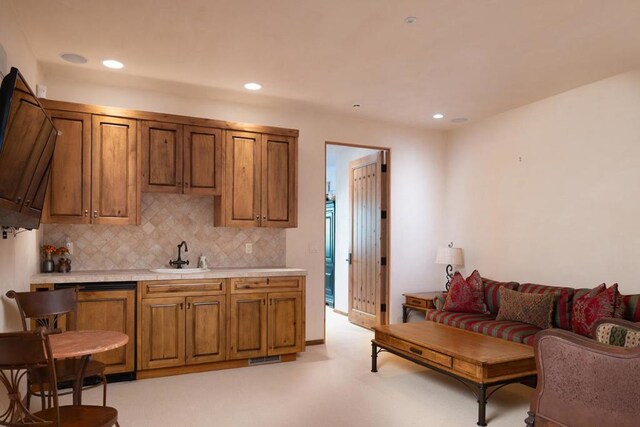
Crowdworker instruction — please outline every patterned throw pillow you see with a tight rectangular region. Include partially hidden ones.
[495,287,554,329]
[606,283,626,318]
[596,323,640,348]
[443,270,488,314]
[571,284,612,337]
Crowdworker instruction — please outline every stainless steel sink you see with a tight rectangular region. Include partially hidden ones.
[150,268,210,274]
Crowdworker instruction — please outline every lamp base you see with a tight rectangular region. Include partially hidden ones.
[445,264,453,292]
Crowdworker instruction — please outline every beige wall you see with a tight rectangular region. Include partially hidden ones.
[41,67,447,339]
[0,0,42,332]
[444,69,640,292]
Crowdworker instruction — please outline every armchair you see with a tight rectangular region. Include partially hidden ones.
[526,318,640,427]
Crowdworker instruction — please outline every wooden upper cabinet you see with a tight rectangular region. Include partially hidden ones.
[141,121,183,193]
[261,134,297,228]
[91,115,138,225]
[216,131,297,228]
[141,123,222,196]
[183,126,222,196]
[42,111,92,224]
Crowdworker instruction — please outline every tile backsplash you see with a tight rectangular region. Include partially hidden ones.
[43,193,286,270]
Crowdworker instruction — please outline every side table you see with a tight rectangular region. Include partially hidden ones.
[402,291,443,323]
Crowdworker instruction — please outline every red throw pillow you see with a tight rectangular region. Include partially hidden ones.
[572,284,613,337]
[443,270,488,314]
[606,283,626,318]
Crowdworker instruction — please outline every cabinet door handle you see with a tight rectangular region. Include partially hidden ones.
[179,303,184,310]
[24,199,30,207]
[262,299,266,305]
[409,346,423,356]
[256,215,260,224]
[185,182,189,187]
[15,197,22,204]
[84,210,89,217]
[262,216,266,221]
[186,302,191,309]
[93,211,99,218]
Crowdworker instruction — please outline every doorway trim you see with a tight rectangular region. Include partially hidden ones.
[324,141,391,338]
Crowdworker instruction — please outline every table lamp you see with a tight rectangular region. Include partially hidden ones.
[435,243,464,292]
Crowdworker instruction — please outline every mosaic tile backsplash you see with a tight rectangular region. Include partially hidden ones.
[43,193,286,270]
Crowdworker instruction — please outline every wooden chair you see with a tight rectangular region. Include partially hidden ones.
[0,330,119,426]
[5,288,109,407]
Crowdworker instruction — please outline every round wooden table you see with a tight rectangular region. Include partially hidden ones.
[49,330,129,405]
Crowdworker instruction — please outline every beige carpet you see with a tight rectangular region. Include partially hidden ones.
[71,309,532,426]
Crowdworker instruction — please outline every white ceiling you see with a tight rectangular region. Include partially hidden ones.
[9,0,640,129]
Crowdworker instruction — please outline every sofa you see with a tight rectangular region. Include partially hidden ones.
[425,278,640,345]
[525,318,640,427]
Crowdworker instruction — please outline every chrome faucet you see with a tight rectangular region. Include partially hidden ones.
[169,241,189,269]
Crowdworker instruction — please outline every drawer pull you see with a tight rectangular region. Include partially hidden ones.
[409,346,423,355]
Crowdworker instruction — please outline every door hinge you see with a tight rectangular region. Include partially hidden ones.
[381,210,387,219]
[381,164,387,173]
[381,303,387,313]
[380,257,387,266]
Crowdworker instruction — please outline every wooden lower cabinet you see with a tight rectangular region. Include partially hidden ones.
[141,295,226,369]
[141,297,186,370]
[229,293,268,359]
[186,295,226,364]
[75,290,136,375]
[137,275,304,377]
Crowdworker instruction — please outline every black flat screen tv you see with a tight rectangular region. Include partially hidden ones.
[0,67,57,230]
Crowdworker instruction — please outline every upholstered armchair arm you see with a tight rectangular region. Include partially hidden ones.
[528,329,640,427]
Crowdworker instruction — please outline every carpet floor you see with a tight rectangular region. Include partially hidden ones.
[70,308,533,426]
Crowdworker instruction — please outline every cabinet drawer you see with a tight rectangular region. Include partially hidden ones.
[142,279,225,297]
[405,297,428,308]
[230,276,302,293]
[377,334,452,369]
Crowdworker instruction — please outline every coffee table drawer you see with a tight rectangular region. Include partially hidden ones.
[381,335,452,369]
[406,297,428,308]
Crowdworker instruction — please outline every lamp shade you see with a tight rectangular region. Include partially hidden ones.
[435,247,464,266]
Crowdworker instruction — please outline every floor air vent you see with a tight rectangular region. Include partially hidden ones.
[248,355,281,366]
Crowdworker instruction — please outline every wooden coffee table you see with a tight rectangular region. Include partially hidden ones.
[372,321,536,426]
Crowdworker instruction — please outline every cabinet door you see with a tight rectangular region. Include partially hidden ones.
[261,134,297,228]
[21,127,57,221]
[141,121,183,193]
[229,293,267,359]
[223,131,261,227]
[91,115,138,225]
[183,126,222,196]
[42,111,91,223]
[268,292,303,355]
[185,295,226,364]
[75,290,135,374]
[141,297,185,370]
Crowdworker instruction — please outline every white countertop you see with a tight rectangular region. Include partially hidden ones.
[30,267,307,284]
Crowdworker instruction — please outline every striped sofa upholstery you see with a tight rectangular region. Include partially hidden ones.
[423,279,640,346]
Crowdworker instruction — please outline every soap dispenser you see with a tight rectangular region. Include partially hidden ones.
[198,254,208,269]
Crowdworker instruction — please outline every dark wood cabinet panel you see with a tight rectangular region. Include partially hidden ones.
[183,126,222,196]
[186,295,226,364]
[261,134,297,227]
[141,297,185,370]
[268,291,303,355]
[228,293,267,359]
[141,121,182,193]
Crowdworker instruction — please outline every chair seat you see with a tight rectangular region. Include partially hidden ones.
[32,359,106,382]
[33,405,117,427]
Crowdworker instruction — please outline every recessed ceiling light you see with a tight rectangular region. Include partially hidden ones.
[352,104,361,109]
[60,53,87,64]
[451,117,468,123]
[244,82,262,91]
[404,16,417,24]
[433,113,445,119]
[102,59,124,69]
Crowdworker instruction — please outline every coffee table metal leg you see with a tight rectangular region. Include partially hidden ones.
[371,342,378,372]
[477,383,487,426]
[402,306,408,323]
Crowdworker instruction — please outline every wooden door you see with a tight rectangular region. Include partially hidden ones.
[42,111,91,223]
[91,115,138,225]
[267,292,303,355]
[260,134,297,227]
[141,121,183,193]
[348,152,387,329]
[141,297,185,369]
[185,295,226,364]
[183,126,222,196]
[229,293,267,359]
[223,131,261,227]
[0,87,52,214]
[75,290,135,374]
[325,200,336,308]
